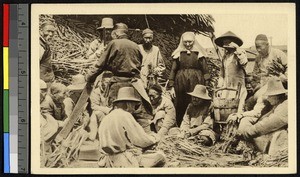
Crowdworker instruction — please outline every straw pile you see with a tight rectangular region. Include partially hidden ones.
[156,135,246,167]
[40,15,99,85]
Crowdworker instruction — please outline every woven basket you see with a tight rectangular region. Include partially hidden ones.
[213,98,239,123]
[213,85,241,124]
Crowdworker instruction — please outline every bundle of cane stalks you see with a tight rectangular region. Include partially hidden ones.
[157,135,247,167]
[267,57,287,77]
[157,135,209,167]
[42,125,88,168]
[221,120,239,153]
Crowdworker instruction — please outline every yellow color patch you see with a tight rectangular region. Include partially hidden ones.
[3,47,9,89]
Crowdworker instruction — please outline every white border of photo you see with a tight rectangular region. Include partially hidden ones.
[31,3,296,174]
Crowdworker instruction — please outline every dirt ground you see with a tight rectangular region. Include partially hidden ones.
[66,136,257,168]
[47,134,287,168]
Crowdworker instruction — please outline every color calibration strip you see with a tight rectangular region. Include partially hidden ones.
[3,3,10,174]
[3,4,29,173]
[9,4,19,173]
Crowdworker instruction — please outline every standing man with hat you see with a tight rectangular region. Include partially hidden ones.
[98,87,166,168]
[97,17,114,45]
[138,28,166,89]
[235,77,288,155]
[178,84,217,146]
[215,31,248,113]
[85,22,153,133]
[87,18,114,60]
[40,22,57,84]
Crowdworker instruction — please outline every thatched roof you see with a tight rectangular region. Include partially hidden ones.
[53,14,215,38]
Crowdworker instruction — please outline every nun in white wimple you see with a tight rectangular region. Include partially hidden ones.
[168,32,210,126]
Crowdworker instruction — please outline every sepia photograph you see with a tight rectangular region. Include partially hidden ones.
[31,3,296,174]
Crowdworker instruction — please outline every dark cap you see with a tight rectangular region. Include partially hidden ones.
[255,34,268,42]
[149,84,163,95]
[142,28,153,36]
[114,23,128,30]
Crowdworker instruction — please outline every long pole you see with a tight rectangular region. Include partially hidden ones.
[102,27,107,46]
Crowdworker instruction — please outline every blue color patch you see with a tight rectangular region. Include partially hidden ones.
[4,133,10,173]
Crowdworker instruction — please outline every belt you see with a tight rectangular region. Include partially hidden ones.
[179,67,202,70]
[114,72,137,78]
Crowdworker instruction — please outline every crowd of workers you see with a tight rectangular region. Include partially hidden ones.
[39,18,288,168]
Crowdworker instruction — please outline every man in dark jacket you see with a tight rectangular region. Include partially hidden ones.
[86,23,153,133]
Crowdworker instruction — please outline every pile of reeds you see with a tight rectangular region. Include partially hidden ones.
[40,15,99,85]
[42,125,88,168]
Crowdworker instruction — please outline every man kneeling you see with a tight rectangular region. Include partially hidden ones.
[98,87,166,167]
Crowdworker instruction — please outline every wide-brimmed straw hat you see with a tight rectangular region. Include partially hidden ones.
[113,87,141,103]
[67,74,86,91]
[215,31,243,47]
[264,77,287,96]
[187,85,211,100]
[97,17,114,30]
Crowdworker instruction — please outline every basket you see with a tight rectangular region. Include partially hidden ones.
[213,84,241,124]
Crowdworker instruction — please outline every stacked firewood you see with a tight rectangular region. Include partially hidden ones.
[40,15,99,85]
